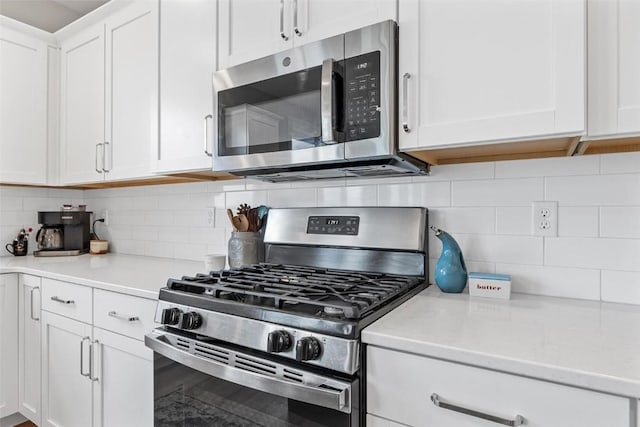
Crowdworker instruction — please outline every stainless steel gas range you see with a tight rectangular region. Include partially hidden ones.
[145,207,429,426]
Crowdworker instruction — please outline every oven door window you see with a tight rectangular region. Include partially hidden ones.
[154,353,356,427]
[217,66,342,157]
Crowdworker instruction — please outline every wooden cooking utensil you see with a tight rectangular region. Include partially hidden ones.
[237,214,250,232]
[227,209,238,231]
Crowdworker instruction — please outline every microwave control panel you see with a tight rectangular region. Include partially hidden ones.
[345,51,381,141]
[306,216,360,235]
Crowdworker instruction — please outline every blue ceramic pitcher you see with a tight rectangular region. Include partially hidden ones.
[431,226,468,293]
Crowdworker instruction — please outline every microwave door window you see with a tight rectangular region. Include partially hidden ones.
[218,66,334,157]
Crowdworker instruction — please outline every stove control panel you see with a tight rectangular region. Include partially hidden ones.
[307,216,360,235]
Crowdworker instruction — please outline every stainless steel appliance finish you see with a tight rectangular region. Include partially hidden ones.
[146,206,429,426]
[152,300,360,374]
[212,20,429,182]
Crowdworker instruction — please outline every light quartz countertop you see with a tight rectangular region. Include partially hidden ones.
[0,254,204,299]
[363,286,640,398]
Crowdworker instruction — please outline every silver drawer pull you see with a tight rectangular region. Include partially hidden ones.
[80,336,90,377]
[108,311,139,322]
[431,393,525,426]
[30,287,40,321]
[402,72,411,133]
[51,296,75,304]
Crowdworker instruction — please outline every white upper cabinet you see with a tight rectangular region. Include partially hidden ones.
[104,1,158,181]
[155,0,217,174]
[587,0,640,138]
[292,0,396,46]
[59,0,158,185]
[218,0,396,69]
[399,0,586,151]
[0,21,49,185]
[59,23,106,184]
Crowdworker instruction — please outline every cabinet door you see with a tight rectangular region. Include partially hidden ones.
[399,0,585,150]
[92,328,153,427]
[0,274,18,418]
[588,0,640,138]
[18,274,41,425]
[41,311,93,427]
[0,25,48,185]
[218,0,292,69]
[59,23,106,185]
[293,0,396,46]
[104,0,158,181]
[156,0,217,173]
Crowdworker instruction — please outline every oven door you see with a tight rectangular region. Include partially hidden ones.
[145,329,359,427]
[212,35,346,174]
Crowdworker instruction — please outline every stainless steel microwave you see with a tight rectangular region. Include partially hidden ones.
[212,20,429,182]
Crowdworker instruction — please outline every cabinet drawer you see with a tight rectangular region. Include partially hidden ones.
[93,289,157,341]
[41,278,92,323]
[367,347,629,427]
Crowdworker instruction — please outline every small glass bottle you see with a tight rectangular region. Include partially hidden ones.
[228,231,260,268]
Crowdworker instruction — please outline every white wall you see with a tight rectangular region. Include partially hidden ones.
[2,151,640,305]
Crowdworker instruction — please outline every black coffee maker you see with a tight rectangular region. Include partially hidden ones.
[34,211,92,256]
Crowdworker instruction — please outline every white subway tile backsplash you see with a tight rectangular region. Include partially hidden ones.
[2,151,640,303]
[144,241,174,258]
[430,208,495,234]
[546,174,640,206]
[495,263,601,300]
[424,162,494,181]
[495,155,599,178]
[378,181,450,207]
[600,152,640,174]
[268,188,317,207]
[430,234,543,265]
[452,178,543,206]
[600,207,640,238]
[545,237,640,271]
[558,207,599,237]
[601,270,640,305]
[496,207,531,235]
[226,190,269,210]
[317,186,377,207]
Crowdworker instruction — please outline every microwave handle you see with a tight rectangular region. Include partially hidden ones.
[321,58,336,144]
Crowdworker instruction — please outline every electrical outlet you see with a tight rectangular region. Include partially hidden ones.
[207,208,215,227]
[532,201,557,236]
[103,209,109,226]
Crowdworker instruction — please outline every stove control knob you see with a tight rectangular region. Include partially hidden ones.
[295,337,321,361]
[160,307,182,325]
[179,312,202,330]
[267,330,292,353]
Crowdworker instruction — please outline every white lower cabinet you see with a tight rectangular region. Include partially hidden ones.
[39,281,156,427]
[366,414,407,427]
[367,346,630,427]
[92,328,153,427]
[41,311,93,427]
[0,274,18,418]
[18,274,41,425]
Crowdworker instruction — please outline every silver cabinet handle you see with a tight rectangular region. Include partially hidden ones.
[30,287,39,321]
[108,311,139,322]
[279,0,288,40]
[204,114,213,156]
[51,296,75,304]
[402,72,411,133]
[293,0,301,36]
[89,340,99,382]
[103,141,111,172]
[80,336,90,377]
[95,143,103,173]
[431,393,525,426]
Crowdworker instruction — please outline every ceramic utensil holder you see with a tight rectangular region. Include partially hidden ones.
[228,232,262,268]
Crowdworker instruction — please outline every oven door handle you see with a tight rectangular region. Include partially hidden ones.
[145,331,352,414]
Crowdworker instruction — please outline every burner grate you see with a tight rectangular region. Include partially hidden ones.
[166,263,422,319]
